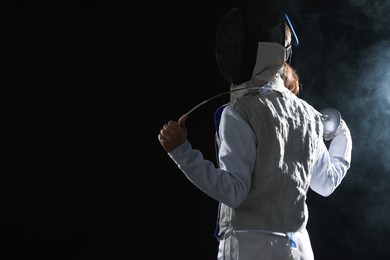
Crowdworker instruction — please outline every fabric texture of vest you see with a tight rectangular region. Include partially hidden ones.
[217,83,323,236]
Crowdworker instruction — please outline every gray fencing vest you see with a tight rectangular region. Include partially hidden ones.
[216,87,323,236]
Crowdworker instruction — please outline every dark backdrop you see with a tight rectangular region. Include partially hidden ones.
[3,0,390,259]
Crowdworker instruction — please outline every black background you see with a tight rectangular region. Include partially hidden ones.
[3,0,390,259]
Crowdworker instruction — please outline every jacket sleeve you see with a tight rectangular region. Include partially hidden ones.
[310,120,353,197]
[168,105,256,208]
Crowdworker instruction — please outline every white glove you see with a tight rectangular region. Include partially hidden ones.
[323,119,344,141]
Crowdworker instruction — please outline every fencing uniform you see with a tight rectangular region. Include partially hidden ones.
[168,73,352,259]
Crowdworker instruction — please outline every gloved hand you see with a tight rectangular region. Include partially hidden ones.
[323,119,345,141]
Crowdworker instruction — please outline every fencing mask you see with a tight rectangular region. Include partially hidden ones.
[215,3,298,86]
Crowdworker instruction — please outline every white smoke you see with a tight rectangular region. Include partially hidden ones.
[286,0,390,257]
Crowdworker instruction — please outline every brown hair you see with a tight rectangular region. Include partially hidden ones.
[282,23,300,95]
[283,63,300,95]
